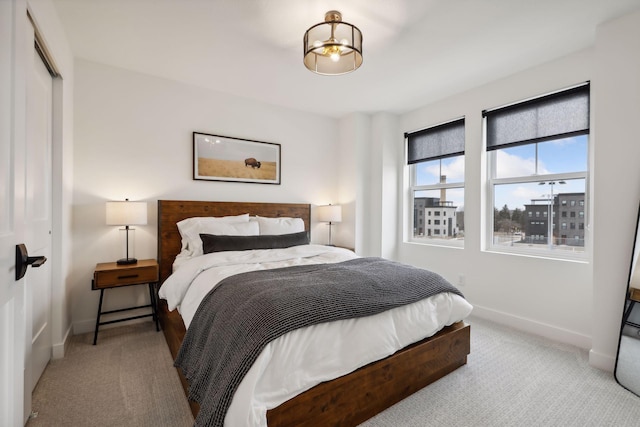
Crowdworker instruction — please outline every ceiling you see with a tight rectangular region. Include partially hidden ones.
[52,0,640,118]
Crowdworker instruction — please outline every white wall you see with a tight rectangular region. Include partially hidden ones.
[345,10,640,371]
[68,7,640,372]
[337,113,370,252]
[591,9,640,371]
[371,113,400,260]
[71,59,341,332]
[394,47,594,350]
[336,112,400,258]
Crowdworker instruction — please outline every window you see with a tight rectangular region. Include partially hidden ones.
[407,118,465,246]
[486,83,589,257]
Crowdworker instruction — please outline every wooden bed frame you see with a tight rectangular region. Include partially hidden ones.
[157,200,470,426]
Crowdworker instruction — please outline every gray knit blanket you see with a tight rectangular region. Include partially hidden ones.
[175,257,464,427]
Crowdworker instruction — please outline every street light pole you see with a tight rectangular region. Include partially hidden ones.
[539,180,566,250]
[548,183,555,250]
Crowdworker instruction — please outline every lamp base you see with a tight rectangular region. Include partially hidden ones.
[116,257,138,265]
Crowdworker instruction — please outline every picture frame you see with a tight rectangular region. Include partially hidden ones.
[193,132,281,184]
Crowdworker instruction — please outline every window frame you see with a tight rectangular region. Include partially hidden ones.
[487,148,588,259]
[484,82,590,260]
[406,117,465,248]
[486,135,589,260]
[409,159,465,247]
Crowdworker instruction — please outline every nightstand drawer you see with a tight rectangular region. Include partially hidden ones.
[92,260,159,289]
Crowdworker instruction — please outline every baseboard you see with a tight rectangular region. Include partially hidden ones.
[588,349,616,373]
[52,324,72,359]
[470,304,592,350]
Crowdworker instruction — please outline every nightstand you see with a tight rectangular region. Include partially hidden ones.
[92,259,159,345]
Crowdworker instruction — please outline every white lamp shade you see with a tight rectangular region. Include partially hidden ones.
[106,201,147,226]
[317,204,342,223]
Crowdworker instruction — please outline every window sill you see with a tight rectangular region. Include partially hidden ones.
[485,246,589,263]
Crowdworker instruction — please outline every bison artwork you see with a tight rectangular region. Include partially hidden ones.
[244,158,261,169]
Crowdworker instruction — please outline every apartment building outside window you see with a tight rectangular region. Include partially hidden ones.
[485,83,590,258]
[407,118,465,247]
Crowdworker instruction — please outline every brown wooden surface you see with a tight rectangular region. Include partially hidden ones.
[92,259,158,289]
[630,287,640,303]
[157,299,200,416]
[156,200,471,426]
[157,200,310,285]
[266,321,470,427]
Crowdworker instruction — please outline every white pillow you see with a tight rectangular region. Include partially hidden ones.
[177,214,254,257]
[256,216,305,235]
[177,214,249,235]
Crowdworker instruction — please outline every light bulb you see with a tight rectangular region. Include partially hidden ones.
[322,43,342,61]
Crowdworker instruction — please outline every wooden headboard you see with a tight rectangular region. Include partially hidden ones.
[157,200,311,285]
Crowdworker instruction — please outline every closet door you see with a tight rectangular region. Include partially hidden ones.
[24,18,54,419]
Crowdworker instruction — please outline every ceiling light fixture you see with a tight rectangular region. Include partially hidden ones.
[303,10,363,76]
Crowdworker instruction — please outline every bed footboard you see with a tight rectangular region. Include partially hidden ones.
[266,321,470,427]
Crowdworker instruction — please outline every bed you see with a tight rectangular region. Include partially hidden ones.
[156,200,472,427]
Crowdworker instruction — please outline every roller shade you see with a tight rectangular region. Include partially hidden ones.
[484,83,590,151]
[406,118,465,164]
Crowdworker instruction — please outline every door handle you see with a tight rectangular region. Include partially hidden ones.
[15,243,47,281]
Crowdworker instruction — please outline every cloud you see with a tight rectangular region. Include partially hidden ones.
[441,156,465,181]
[420,156,465,182]
[496,150,549,177]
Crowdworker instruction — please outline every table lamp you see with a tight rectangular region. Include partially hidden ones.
[317,204,342,246]
[106,199,147,265]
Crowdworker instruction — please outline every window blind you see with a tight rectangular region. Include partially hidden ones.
[484,83,589,151]
[406,118,465,165]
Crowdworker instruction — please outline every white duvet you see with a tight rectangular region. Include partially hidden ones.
[159,244,473,427]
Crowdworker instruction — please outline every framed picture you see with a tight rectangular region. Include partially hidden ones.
[193,132,281,184]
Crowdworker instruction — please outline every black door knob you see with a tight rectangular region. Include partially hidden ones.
[15,243,47,281]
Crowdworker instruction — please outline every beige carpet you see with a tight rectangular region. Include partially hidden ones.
[27,317,640,427]
[361,317,640,427]
[28,322,193,427]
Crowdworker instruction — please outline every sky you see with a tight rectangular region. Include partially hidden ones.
[415,135,588,211]
[195,133,279,162]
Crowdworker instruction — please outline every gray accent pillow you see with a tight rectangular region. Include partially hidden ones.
[200,231,309,254]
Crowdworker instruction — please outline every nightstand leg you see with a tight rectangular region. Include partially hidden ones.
[93,289,105,345]
[149,282,159,331]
